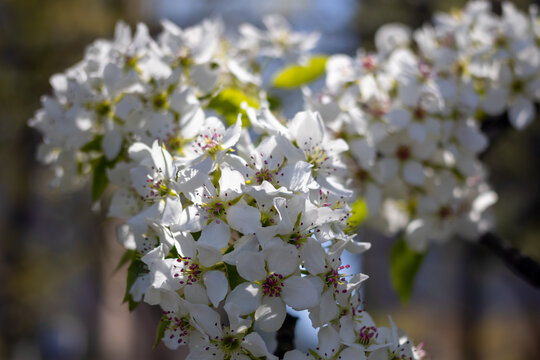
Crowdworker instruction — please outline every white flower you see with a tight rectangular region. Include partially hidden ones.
[227,243,320,332]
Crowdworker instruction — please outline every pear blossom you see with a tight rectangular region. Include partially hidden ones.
[32,4,540,358]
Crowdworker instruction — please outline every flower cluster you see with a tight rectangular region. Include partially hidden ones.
[30,14,425,360]
[113,110,423,359]
[307,1,540,251]
[28,14,319,190]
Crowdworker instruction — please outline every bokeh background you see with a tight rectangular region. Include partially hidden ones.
[1,0,540,359]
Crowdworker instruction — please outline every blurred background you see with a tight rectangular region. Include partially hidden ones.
[1,0,539,359]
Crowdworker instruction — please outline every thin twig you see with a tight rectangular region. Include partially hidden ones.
[479,232,540,288]
[274,313,298,358]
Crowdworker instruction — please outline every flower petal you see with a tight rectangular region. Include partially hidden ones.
[227,204,261,235]
[225,283,262,315]
[236,251,267,282]
[198,220,230,250]
[282,276,320,310]
[204,270,228,307]
[254,296,287,332]
[509,96,535,130]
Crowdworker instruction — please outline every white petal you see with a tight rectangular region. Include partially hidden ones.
[254,296,286,332]
[281,276,320,310]
[198,221,230,250]
[221,117,242,149]
[161,196,182,226]
[408,122,427,143]
[204,271,228,307]
[236,251,267,282]
[350,138,375,168]
[183,283,209,305]
[284,350,313,360]
[189,304,222,339]
[102,128,123,160]
[375,157,398,183]
[403,161,425,185]
[225,283,262,315]
[340,347,366,360]
[290,111,325,150]
[224,302,252,333]
[280,161,314,192]
[300,238,327,275]
[243,332,277,359]
[196,243,223,267]
[266,244,300,277]
[317,325,341,358]
[509,97,535,130]
[482,87,508,115]
[386,108,411,129]
[219,167,244,196]
[318,290,339,324]
[227,204,261,235]
[339,315,356,345]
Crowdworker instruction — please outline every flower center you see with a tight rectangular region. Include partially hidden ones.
[262,273,284,297]
[437,206,452,220]
[307,146,329,172]
[200,198,228,224]
[285,231,308,248]
[362,55,376,71]
[254,167,274,185]
[413,106,426,120]
[358,325,378,345]
[216,328,245,356]
[173,257,201,285]
[163,312,191,345]
[395,145,411,162]
[356,168,370,182]
[152,92,168,109]
[324,266,348,293]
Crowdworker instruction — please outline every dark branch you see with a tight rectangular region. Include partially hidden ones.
[274,313,298,358]
[479,232,540,288]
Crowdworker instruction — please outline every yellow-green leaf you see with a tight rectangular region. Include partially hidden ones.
[91,156,109,202]
[153,316,171,348]
[208,88,259,126]
[346,197,368,233]
[390,238,425,304]
[272,56,328,89]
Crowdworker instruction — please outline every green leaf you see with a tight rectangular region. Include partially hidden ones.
[225,263,245,291]
[346,197,368,233]
[113,249,136,274]
[91,156,109,202]
[192,231,202,241]
[390,238,425,304]
[80,135,103,152]
[272,56,328,89]
[123,252,145,311]
[208,88,259,126]
[153,316,171,349]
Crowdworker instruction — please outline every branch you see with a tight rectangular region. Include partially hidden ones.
[479,232,540,288]
[274,313,298,358]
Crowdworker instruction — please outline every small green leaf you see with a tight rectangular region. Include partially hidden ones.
[272,56,328,89]
[192,231,202,241]
[91,156,109,202]
[81,135,103,152]
[123,252,145,311]
[113,249,136,274]
[225,263,245,291]
[346,197,368,233]
[208,88,259,126]
[153,316,171,349]
[390,238,425,304]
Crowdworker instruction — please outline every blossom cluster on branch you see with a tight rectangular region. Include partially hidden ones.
[30,1,540,359]
[306,1,540,251]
